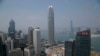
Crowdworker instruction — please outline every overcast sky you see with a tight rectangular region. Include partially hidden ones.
[0,0,100,33]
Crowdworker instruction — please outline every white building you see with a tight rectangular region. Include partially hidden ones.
[0,31,6,42]
[24,45,34,56]
[5,37,14,52]
[33,28,41,55]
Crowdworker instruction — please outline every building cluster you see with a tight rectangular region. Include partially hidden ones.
[0,5,55,56]
[45,44,64,56]
[0,5,99,56]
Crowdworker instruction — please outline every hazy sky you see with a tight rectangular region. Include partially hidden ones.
[0,0,100,33]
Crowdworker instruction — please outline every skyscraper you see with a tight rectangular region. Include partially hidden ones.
[0,36,3,56]
[5,37,14,51]
[0,36,9,56]
[70,20,73,34]
[0,31,6,43]
[33,28,41,56]
[48,6,55,45]
[8,19,15,39]
[28,27,33,46]
[75,30,91,56]
[70,20,74,39]
[64,40,75,56]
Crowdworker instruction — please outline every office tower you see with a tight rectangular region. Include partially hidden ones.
[2,43,9,56]
[64,40,75,56]
[14,38,24,48]
[24,34,28,44]
[70,21,74,39]
[28,27,33,46]
[0,31,6,43]
[5,37,14,51]
[75,30,91,56]
[8,19,16,39]
[48,6,55,45]
[33,28,41,56]
[70,21,73,34]
[0,36,9,56]
[24,46,34,56]
[0,36,3,56]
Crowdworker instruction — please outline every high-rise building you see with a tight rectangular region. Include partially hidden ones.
[24,45,34,56]
[0,36,3,56]
[64,40,75,56]
[70,21,74,39]
[8,19,16,39]
[33,28,41,56]
[48,6,55,45]
[28,27,33,46]
[75,30,91,56]
[5,37,14,51]
[2,43,9,56]
[70,21,73,34]
[0,36,9,56]
[0,31,6,43]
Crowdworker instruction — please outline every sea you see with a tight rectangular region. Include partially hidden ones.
[41,31,100,52]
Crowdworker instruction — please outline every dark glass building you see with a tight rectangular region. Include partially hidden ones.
[8,20,15,39]
[2,43,8,56]
[75,30,91,56]
[0,36,3,56]
[65,40,75,56]
[0,36,8,56]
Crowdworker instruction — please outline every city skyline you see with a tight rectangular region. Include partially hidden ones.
[0,0,100,33]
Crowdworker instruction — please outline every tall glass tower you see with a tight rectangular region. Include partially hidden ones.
[75,30,91,56]
[48,6,55,45]
[8,19,15,39]
[0,37,3,56]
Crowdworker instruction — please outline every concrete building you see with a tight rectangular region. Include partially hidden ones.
[48,6,55,45]
[33,28,41,56]
[75,30,91,56]
[0,36,9,56]
[2,43,9,56]
[14,38,24,48]
[0,36,3,56]
[28,27,33,46]
[0,31,6,43]
[91,51,100,56]
[9,48,23,56]
[24,45,34,56]
[10,46,34,56]
[5,37,14,52]
[46,46,64,56]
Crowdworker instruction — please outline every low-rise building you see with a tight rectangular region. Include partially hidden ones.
[91,51,100,56]
[46,45,64,56]
[24,45,34,56]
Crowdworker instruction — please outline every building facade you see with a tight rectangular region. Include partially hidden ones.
[75,30,91,56]
[33,28,41,56]
[64,40,75,56]
[8,20,16,39]
[5,37,14,52]
[24,46,34,56]
[48,6,55,45]
[28,27,33,46]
